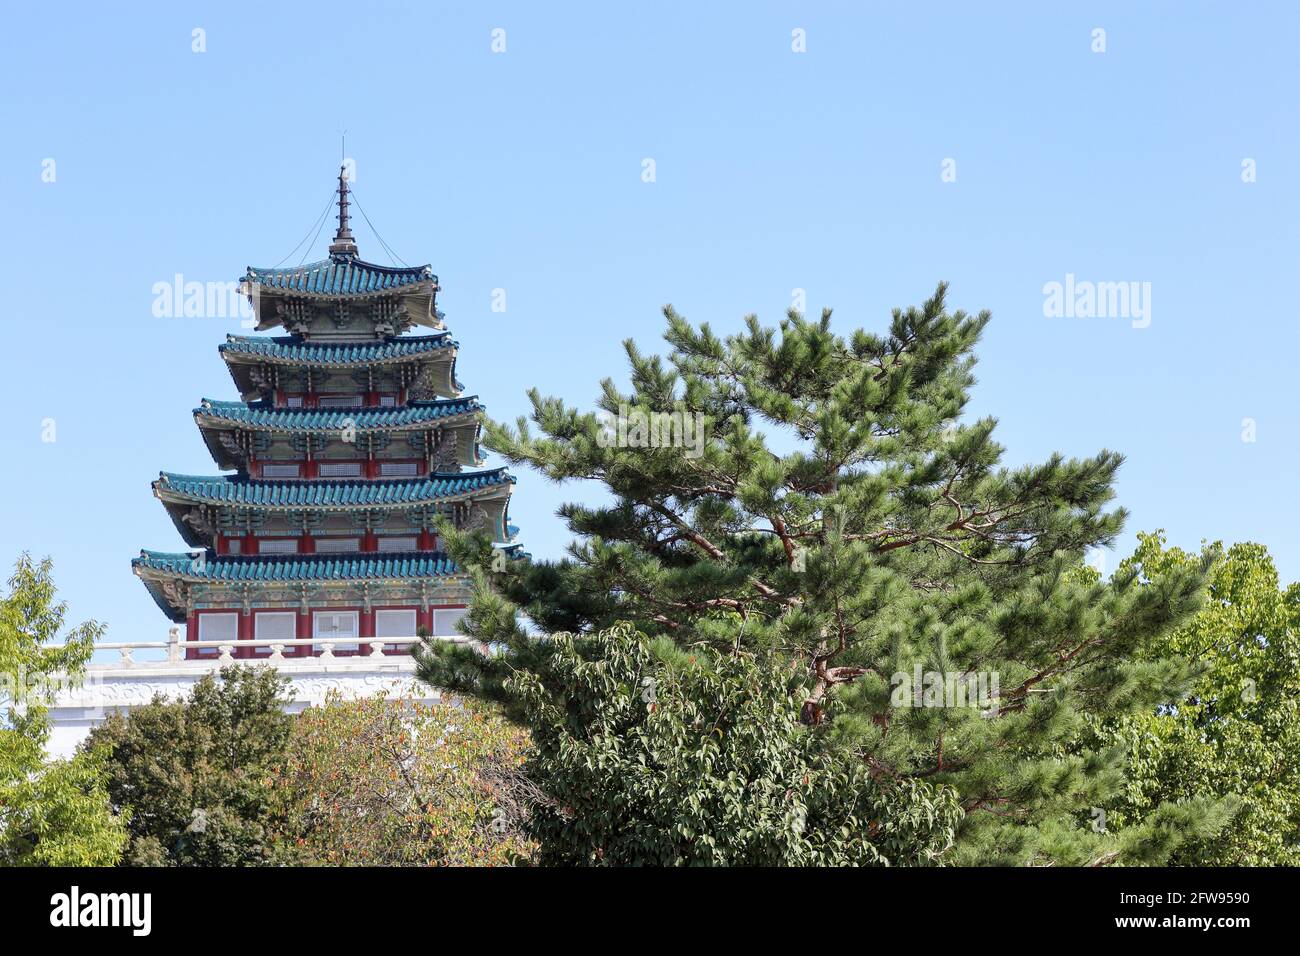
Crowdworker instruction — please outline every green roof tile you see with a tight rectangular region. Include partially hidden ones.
[134,550,461,581]
[243,255,435,296]
[155,470,511,507]
[220,333,454,365]
[194,397,479,430]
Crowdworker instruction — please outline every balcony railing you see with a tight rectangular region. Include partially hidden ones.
[82,629,471,669]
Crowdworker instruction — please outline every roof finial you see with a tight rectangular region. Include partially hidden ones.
[328,157,358,257]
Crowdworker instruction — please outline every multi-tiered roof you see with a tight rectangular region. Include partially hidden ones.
[134,169,517,630]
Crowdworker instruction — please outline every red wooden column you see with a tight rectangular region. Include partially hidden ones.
[238,609,253,659]
[296,607,312,659]
[360,606,376,657]
[185,610,199,661]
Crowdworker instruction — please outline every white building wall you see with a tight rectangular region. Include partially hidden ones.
[45,655,439,760]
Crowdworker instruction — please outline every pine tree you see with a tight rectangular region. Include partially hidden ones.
[418,283,1231,864]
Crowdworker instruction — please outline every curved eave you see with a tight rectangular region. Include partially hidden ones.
[241,274,444,335]
[193,424,482,472]
[191,401,485,476]
[496,499,517,546]
[160,500,211,547]
[218,334,457,367]
[154,471,516,548]
[134,549,464,581]
[193,397,480,430]
[195,434,484,474]
[194,400,477,451]
[240,257,438,298]
[134,567,190,622]
[244,284,442,334]
[133,550,466,622]
[244,277,435,299]
[153,473,511,545]
[156,502,513,548]
[192,417,481,440]
[154,470,513,508]
[220,342,461,403]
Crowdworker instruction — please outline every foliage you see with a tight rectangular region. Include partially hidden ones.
[270,691,533,866]
[0,554,125,866]
[1089,532,1299,865]
[510,623,961,865]
[87,665,292,866]
[418,284,1232,864]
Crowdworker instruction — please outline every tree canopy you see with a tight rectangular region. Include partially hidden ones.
[272,692,533,866]
[508,623,960,865]
[87,665,292,866]
[1,554,125,866]
[418,284,1233,864]
[1091,532,1299,865]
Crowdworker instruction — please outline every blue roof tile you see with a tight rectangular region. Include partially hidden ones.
[194,397,480,430]
[243,255,436,297]
[134,550,461,582]
[155,470,512,507]
[220,334,454,364]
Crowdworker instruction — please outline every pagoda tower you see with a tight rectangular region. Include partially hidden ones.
[133,169,517,659]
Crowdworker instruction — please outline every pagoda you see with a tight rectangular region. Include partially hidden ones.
[133,169,517,660]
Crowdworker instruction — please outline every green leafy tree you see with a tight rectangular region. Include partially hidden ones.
[509,623,961,865]
[87,665,292,866]
[271,691,533,866]
[419,284,1232,864]
[1,554,125,866]
[1090,532,1299,865]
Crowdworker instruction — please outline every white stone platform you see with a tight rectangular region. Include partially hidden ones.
[44,630,449,759]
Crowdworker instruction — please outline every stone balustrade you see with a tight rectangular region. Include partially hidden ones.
[93,635,445,665]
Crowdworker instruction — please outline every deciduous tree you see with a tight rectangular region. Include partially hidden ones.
[1,554,125,866]
[1089,532,1298,865]
[88,665,291,866]
[271,692,533,866]
[509,623,960,865]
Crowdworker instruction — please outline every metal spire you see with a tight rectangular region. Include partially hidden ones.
[328,162,358,257]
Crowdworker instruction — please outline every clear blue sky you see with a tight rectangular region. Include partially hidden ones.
[2,2,1297,643]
